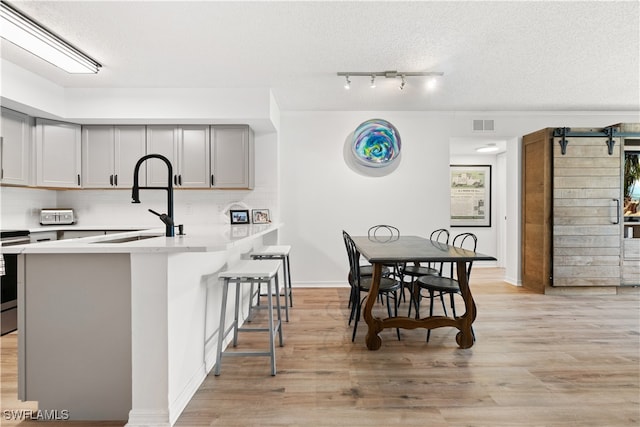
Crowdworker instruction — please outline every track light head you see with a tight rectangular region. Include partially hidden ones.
[399,75,406,91]
[344,75,351,90]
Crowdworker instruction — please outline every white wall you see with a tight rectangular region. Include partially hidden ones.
[279,110,640,287]
[280,111,454,285]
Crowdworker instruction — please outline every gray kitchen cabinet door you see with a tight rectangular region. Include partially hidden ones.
[178,126,210,188]
[36,118,81,188]
[82,125,115,188]
[114,126,147,188]
[211,125,254,189]
[146,125,179,187]
[0,108,30,186]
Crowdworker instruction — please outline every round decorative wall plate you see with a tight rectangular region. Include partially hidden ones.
[351,119,401,168]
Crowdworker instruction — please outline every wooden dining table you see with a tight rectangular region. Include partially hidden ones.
[351,235,496,350]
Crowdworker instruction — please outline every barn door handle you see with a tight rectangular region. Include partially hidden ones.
[612,198,620,224]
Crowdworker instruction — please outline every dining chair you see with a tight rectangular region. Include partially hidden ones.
[403,228,450,316]
[347,226,391,309]
[343,230,401,342]
[413,232,477,342]
[367,224,404,290]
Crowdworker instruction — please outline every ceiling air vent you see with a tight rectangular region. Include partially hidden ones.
[472,119,495,132]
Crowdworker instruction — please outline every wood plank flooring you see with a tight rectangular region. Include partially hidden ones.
[1,269,639,426]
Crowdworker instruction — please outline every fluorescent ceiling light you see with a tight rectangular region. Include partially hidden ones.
[0,1,101,73]
[476,143,499,153]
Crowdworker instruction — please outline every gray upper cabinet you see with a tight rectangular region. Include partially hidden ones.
[82,125,146,188]
[0,108,31,186]
[4,115,256,191]
[146,125,210,188]
[36,118,81,188]
[211,125,254,189]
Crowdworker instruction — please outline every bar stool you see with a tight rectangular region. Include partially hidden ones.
[250,245,293,322]
[214,260,284,376]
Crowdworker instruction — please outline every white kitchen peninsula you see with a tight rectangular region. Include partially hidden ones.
[5,223,281,426]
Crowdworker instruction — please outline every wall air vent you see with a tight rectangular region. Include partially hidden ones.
[472,119,495,132]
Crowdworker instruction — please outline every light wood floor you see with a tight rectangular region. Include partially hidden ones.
[2,269,639,426]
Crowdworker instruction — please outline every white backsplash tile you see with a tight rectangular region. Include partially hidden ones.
[1,186,278,229]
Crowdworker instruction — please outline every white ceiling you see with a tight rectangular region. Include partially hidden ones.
[2,0,639,113]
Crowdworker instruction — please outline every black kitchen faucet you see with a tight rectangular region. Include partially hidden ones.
[132,154,175,237]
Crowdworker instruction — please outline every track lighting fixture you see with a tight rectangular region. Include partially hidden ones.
[337,70,443,90]
[0,1,101,73]
[344,75,351,90]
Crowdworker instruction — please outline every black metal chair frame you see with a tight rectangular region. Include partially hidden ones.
[403,228,450,315]
[343,230,401,342]
[367,224,404,295]
[413,232,477,342]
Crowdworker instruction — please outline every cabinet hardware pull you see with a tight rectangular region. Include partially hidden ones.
[110,174,114,186]
[179,174,182,186]
[114,174,118,186]
[77,174,81,186]
[174,175,177,186]
[613,198,620,224]
[211,174,215,186]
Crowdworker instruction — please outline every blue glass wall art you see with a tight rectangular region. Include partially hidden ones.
[351,119,401,168]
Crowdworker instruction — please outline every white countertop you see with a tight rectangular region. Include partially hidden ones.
[27,225,149,233]
[2,223,281,254]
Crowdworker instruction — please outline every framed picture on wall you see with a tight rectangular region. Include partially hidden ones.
[450,164,492,227]
[252,209,271,224]
[230,209,250,224]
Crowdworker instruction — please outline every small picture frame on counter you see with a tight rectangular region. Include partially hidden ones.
[230,209,250,224]
[252,209,271,224]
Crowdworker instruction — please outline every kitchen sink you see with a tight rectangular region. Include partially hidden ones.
[92,234,162,244]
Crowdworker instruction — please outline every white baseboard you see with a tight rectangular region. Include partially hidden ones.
[126,409,170,427]
[169,364,206,426]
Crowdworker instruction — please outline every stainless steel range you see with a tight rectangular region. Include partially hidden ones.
[1,230,30,335]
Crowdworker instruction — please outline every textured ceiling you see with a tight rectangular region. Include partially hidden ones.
[1,0,639,112]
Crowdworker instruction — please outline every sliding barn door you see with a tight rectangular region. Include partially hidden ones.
[552,134,622,287]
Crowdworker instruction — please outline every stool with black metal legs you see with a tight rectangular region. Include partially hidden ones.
[214,260,284,376]
[250,245,292,322]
